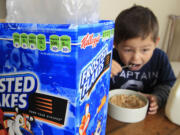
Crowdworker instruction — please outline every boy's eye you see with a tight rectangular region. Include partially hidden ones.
[142,48,150,52]
[124,49,132,52]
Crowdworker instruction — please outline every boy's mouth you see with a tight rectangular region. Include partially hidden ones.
[129,63,141,70]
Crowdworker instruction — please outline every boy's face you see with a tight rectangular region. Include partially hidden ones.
[115,34,159,71]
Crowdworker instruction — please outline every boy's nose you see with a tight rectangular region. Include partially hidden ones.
[132,52,141,61]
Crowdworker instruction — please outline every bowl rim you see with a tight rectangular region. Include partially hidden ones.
[108,89,149,110]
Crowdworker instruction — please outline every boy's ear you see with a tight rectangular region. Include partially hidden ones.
[114,43,118,49]
[155,37,160,46]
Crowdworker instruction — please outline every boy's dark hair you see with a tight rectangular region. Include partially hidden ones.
[114,5,159,45]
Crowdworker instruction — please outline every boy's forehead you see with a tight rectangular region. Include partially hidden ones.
[119,36,155,47]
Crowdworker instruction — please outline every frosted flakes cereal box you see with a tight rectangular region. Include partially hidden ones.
[0,20,114,135]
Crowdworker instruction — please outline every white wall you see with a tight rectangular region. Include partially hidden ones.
[0,0,6,19]
[100,0,180,49]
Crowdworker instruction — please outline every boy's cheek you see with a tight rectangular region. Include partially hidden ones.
[119,54,131,64]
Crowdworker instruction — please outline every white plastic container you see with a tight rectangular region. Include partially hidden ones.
[165,73,180,125]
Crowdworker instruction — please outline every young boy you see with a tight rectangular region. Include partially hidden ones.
[110,5,176,115]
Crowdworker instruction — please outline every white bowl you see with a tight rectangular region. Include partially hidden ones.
[108,89,149,123]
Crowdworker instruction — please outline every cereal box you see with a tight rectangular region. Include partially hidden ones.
[0,20,114,135]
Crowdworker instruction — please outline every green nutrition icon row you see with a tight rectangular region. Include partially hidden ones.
[102,29,114,41]
[13,33,71,53]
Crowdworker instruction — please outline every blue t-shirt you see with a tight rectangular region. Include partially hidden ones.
[110,48,176,106]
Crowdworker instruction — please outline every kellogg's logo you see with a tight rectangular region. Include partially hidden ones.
[81,33,100,49]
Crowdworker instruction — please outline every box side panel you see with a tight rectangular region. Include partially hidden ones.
[76,21,114,135]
